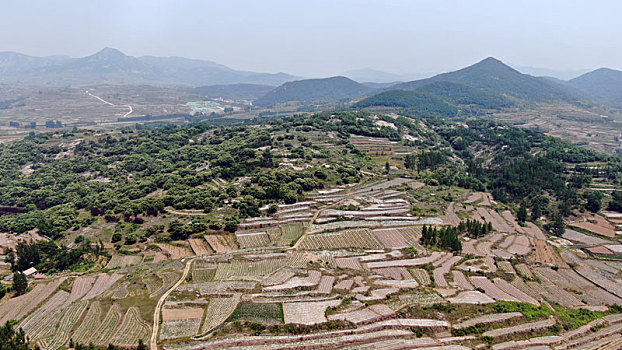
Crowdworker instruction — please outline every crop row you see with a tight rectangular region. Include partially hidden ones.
[151,271,180,297]
[200,294,242,334]
[236,232,271,248]
[299,229,384,250]
[161,318,201,340]
[43,301,88,350]
[71,301,102,344]
[110,307,151,346]
[192,268,215,282]
[89,304,122,345]
[214,258,286,280]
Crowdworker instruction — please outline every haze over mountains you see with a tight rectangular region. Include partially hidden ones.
[0,48,298,87]
[254,57,614,109]
[1,48,622,112]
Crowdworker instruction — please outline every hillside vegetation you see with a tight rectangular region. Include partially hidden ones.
[254,76,373,107]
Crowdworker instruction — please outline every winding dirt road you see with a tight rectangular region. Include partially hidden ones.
[150,258,194,350]
[85,89,133,118]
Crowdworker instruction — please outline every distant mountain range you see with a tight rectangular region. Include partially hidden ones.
[254,57,595,110]
[0,48,298,87]
[341,68,430,84]
[3,48,622,112]
[188,84,275,101]
[512,65,590,81]
[389,57,585,104]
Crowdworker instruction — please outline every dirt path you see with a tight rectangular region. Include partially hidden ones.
[86,89,133,118]
[292,196,351,250]
[164,206,208,216]
[150,258,194,350]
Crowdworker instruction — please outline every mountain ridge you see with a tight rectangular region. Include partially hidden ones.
[0,48,298,87]
[568,68,622,109]
[391,57,585,104]
[254,76,374,107]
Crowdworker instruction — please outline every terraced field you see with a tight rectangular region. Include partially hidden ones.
[5,179,622,350]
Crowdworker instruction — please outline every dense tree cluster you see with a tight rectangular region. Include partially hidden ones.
[0,321,31,350]
[5,239,105,273]
[0,121,352,241]
[420,225,462,253]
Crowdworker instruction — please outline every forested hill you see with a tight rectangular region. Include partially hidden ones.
[0,109,617,250]
[568,68,622,109]
[392,57,585,104]
[354,81,515,116]
[353,89,458,117]
[254,76,374,106]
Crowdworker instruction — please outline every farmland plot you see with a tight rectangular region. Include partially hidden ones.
[529,239,566,266]
[89,304,123,345]
[335,256,363,270]
[161,308,203,340]
[213,258,286,280]
[453,312,523,329]
[447,291,495,304]
[310,221,380,233]
[386,293,444,310]
[151,271,181,297]
[433,255,462,288]
[365,252,443,269]
[0,277,66,324]
[192,268,215,282]
[563,229,610,245]
[177,281,256,294]
[110,307,151,346]
[507,235,531,256]
[188,238,212,255]
[204,234,238,252]
[569,215,616,238]
[330,304,396,325]
[334,279,354,291]
[496,261,516,275]
[411,269,431,286]
[372,228,410,249]
[461,240,481,256]
[442,202,462,226]
[482,317,556,338]
[557,268,622,305]
[83,273,123,300]
[299,228,384,250]
[65,275,96,305]
[477,208,510,233]
[469,276,519,302]
[282,299,341,325]
[160,319,201,340]
[450,271,473,290]
[236,231,271,248]
[533,272,585,307]
[71,301,102,344]
[261,269,296,287]
[317,275,335,294]
[373,267,413,280]
[106,255,142,269]
[492,278,540,306]
[39,300,88,350]
[515,263,534,279]
[156,243,193,259]
[200,294,242,333]
[20,291,69,340]
[522,222,547,240]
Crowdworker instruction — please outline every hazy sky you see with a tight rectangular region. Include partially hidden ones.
[1,0,622,77]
